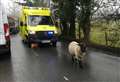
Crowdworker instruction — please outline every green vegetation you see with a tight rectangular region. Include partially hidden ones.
[76,20,120,48]
[90,27,106,45]
[90,21,120,48]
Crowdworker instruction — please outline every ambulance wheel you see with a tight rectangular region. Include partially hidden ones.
[27,40,31,48]
[28,43,32,48]
[52,42,57,47]
[22,37,27,44]
[22,39,26,44]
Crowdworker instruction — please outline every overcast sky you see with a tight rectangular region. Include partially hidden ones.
[1,0,120,17]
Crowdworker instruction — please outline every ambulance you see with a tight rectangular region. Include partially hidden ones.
[19,6,61,47]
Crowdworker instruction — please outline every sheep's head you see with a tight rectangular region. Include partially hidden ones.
[78,52,86,61]
[78,42,87,53]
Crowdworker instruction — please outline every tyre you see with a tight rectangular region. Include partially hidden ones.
[22,36,31,47]
[22,39,26,44]
[28,41,31,48]
[52,42,57,47]
[22,36,28,44]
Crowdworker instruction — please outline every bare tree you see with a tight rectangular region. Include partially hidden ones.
[92,0,120,47]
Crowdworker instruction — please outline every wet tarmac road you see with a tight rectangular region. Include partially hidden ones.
[0,35,120,82]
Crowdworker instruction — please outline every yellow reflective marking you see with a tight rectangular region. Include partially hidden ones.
[27,25,57,31]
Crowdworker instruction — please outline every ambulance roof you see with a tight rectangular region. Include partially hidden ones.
[22,6,51,16]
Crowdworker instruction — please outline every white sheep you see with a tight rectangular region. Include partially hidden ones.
[68,41,87,67]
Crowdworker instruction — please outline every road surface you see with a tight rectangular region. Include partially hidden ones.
[0,35,120,82]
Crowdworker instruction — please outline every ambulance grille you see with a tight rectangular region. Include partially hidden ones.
[36,31,54,40]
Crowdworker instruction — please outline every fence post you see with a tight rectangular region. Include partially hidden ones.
[105,30,108,46]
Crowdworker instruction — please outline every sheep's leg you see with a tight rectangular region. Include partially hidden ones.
[78,59,84,69]
[72,55,75,63]
[72,56,74,63]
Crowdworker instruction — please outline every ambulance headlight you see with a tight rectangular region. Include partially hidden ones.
[29,31,36,34]
[54,30,58,34]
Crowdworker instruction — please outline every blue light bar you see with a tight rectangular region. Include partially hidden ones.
[48,31,53,35]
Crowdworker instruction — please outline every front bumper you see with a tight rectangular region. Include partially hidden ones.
[28,32,58,43]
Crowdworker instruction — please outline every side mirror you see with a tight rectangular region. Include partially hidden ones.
[20,22,23,26]
[55,22,58,27]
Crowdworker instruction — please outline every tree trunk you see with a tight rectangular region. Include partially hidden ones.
[79,0,92,45]
[69,16,76,39]
[78,23,81,40]
[82,23,90,45]
[61,20,68,38]
[81,12,91,45]
[68,0,76,39]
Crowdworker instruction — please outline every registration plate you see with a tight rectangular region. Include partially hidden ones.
[41,40,51,43]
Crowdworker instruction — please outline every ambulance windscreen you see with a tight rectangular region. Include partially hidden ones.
[28,16,54,26]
